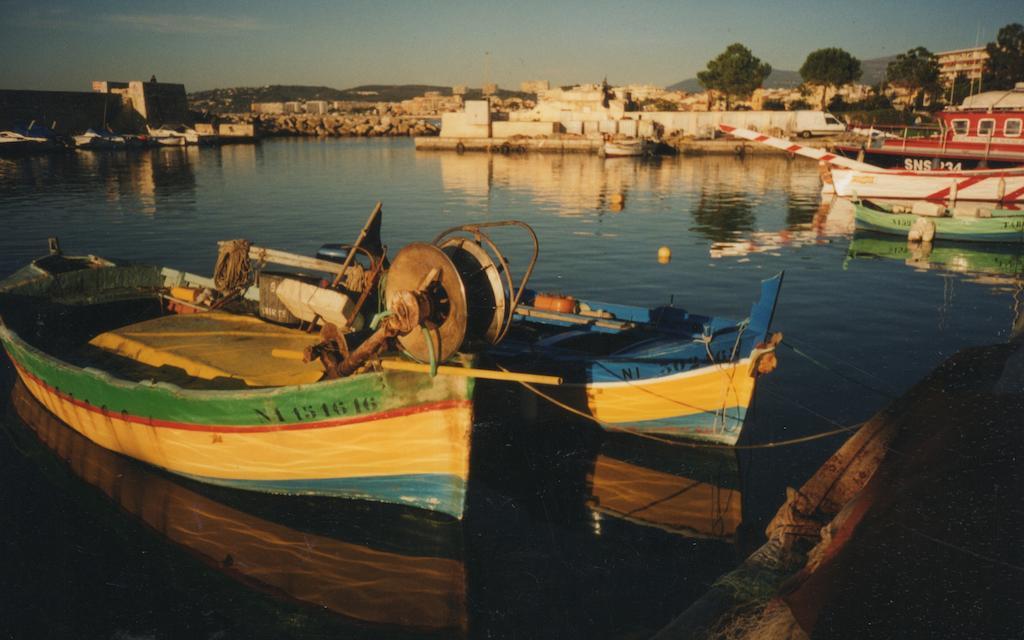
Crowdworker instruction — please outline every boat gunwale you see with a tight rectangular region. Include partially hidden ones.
[0,262,474,414]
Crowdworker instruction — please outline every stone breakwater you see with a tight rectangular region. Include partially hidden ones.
[225,113,439,138]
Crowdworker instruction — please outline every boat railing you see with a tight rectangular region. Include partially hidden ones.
[848,123,945,141]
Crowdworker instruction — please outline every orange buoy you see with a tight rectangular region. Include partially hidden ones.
[534,293,578,314]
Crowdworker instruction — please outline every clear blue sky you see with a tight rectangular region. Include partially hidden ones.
[0,0,1018,92]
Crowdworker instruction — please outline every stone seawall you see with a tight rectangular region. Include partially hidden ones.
[225,113,439,137]
[0,90,133,133]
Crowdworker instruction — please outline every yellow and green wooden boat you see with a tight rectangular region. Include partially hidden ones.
[0,249,476,518]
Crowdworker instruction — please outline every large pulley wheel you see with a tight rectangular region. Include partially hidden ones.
[438,237,507,344]
[385,243,467,362]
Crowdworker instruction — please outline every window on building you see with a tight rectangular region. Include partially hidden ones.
[951,119,969,135]
[978,119,996,136]
[1004,119,1022,137]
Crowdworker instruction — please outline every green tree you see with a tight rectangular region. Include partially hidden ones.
[947,72,974,106]
[885,47,941,108]
[697,43,772,110]
[799,48,863,109]
[983,23,1024,90]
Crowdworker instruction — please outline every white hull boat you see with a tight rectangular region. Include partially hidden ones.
[826,166,1024,203]
[148,126,200,146]
[717,124,1024,203]
[73,129,126,150]
[603,138,647,157]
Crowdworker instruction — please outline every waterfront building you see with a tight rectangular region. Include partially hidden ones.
[251,102,285,114]
[400,92,464,116]
[619,84,666,102]
[520,80,550,94]
[936,46,989,87]
[305,100,328,115]
[92,79,188,125]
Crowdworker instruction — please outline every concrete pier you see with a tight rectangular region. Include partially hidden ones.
[672,138,834,156]
[415,136,603,153]
[416,135,837,156]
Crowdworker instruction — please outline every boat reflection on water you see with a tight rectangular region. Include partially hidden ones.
[708,197,850,259]
[587,432,741,541]
[847,232,1024,288]
[5,380,468,635]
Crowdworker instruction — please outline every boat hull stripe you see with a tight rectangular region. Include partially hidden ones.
[12,360,470,433]
[926,175,988,200]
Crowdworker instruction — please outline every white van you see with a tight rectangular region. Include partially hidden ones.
[792,111,846,138]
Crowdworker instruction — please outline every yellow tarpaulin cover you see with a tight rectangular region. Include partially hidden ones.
[89,311,324,387]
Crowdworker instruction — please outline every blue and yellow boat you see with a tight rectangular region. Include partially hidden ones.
[492,274,784,445]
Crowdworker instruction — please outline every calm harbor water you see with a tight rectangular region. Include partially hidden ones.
[1,139,1021,638]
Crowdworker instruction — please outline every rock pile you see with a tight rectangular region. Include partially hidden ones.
[224,113,439,138]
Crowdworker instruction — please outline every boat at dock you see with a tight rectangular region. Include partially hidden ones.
[833,83,1024,170]
[654,332,1024,639]
[72,128,126,150]
[0,130,53,154]
[491,275,784,446]
[0,207,784,521]
[827,165,1024,202]
[147,124,200,145]
[718,123,1024,203]
[853,198,1024,243]
[0,212,484,518]
[602,137,648,157]
[0,122,66,155]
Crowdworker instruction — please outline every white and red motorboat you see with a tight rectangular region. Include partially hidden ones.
[832,83,1024,170]
[718,123,1024,203]
[826,165,1024,202]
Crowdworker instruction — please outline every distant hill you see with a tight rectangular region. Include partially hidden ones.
[860,55,896,86]
[668,56,897,93]
[189,84,531,113]
[668,69,801,92]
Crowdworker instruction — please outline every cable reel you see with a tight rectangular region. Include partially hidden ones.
[434,221,538,347]
[382,221,538,363]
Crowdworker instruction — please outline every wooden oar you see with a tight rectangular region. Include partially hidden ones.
[270,349,562,385]
[379,359,561,385]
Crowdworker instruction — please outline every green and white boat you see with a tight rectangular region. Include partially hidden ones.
[853,199,1024,243]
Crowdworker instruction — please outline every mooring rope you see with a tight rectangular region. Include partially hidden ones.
[898,523,1024,573]
[779,339,899,400]
[499,364,863,451]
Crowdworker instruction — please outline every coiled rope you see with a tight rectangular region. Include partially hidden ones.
[213,239,252,293]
